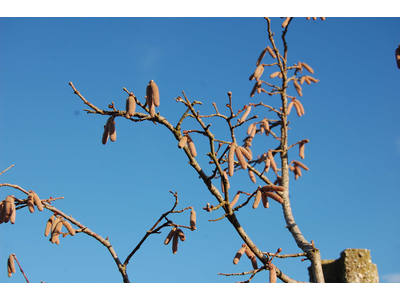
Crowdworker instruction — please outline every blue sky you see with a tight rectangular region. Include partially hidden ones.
[1,13,399,289]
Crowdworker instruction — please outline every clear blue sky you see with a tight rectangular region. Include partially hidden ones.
[1,14,399,288]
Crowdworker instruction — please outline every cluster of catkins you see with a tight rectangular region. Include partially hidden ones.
[164,208,196,254]
[0,191,43,225]
[44,215,76,245]
[102,80,160,145]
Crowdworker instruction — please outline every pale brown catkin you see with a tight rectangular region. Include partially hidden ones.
[0,201,4,224]
[249,64,264,81]
[230,192,240,208]
[262,192,269,208]
[62,220,76,236]
[190,209,196,230]
[239,146,252,161]
[164,227,177,245]
[293,160,309,171]
[186,134,197,157]
[266,46,276,59]
[51,220,63,244]
[270,71,281,78]
[306,76,319,83]
[267,150,278,173]
[396,45,400,69]
[178,135,188,149]
[294,100,305,115]
[27,193,35,213]
[282,17,291,28]
[51,216,61,234]
[148,80,160,107]
[10,200,16,224]
[293,79,302,97]
[256,48,268,66]
[253,189,262,209]
[125,94,136,118]
[261,118,269,136]
[221,171,230,193]
[2,196,14,223]
[293,100,303,117]
[263,191,284,204]
[228,144,236,177]
[294,165,302,178]
[176,228,186,241]
[102,123,109,145]
[172,231,179,254]
[247,123,256,136]
[299,143,305,159]
[301,62,314,74]
[235,146,248,170]
[248,169,256,183]
[32,191,43,211]
[239,105,251,123]
[260,185,285,192]
[286,101,294,115]
[233,245,247,265]
[107,116,117,142]
[9,254,16,274]
[45,215,55,237]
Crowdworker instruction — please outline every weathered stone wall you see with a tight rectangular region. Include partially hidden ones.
[308,248,379,283]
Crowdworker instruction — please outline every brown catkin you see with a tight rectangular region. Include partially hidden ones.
[186,134,197,157]
[294,165,302,178]
[266,46,276,59]
[256,48,268,66]
[27,194,35,213]
[264,157,271,173]
[176,229,186,241]
[253,189,262,209]
[261,118,270,136]
[235,146,248,170]
[294,100,305,115]
[221,171,230,193]
[45,215,55,237]
[260,185,285,192]
[282,17,291,28]
[239,146,252,161]
[293,79,302,97]
[244,247,255,259]
[297,61,303,71]
[287,101,294,115]
[3,196,14,223]
[294,161,309,171]
[230,192,240,208]
[239,105,251,123]
[267,150,278,173]
[147,80,160,107]
[62,220,76,236]
[250,81,258,98]
[301,62,314,74]
[51,217,61,234]
[251,256,258,270]
[107,117,117,142]
[293,101,303,117]
[269,263,277,283]
[190,209,196,230]
[299,143,305,159]
[270,71,281,78]
[10,201,16,224]
[172,231,179,254]
[125,94,136,118]
[262,193,269,208]
[257,152,267,164]
[228,144,236,177]
[248,169,256,183]
[263,191,284,204]
[304,76,312,85]
[164,227,177,245]
[247,123,256,136]
[32,192,43,211]
[51,220,63,244]
[9,255,16,274]
[396,45,400,69]
[252,64,264,81]
[233,245,247,265]
[178,135,188,149]
[300,76,306,85]
[102,123,109,145]
[307,76,319,83]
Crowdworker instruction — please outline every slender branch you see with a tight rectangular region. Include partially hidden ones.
[12,254,29,283]
[263,252,307,258]
[1,165,14,176]
[0,183,29,194]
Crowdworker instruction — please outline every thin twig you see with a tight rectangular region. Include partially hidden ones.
[0,165,14,176]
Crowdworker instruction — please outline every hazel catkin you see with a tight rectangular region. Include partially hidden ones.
[176,228,186,241]
[31,191,43,211]
[8,254,16,274]
[233,245,247,265]
[235,146,248,170]
[228,143,236,177]
[249,64,264,81]
[147,80,160,107]
[267,150,278,174]
[125,94,136,118]
[172,231,179,254]
[256,48,268,66]
[266,46,276,59]
[164,227,177,245]
[396,45,400,69]
[230,192,241,208]
[253,189,262,209]
[178,135,188,149]
[51,220,63,244]
[239,105,251,123]
[263,191,284,204]
[293,160,309,171]
[190,209,196,230]
[269,262,277,283]
[282,17,291,28]
[301,62,314,74]
[248,169,256,183]
[26,194,35,213]
[45,215,55,237]
[186,134,197,157]
[62,220,76,236]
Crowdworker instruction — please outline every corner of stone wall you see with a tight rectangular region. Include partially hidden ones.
[308,248,379,283]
